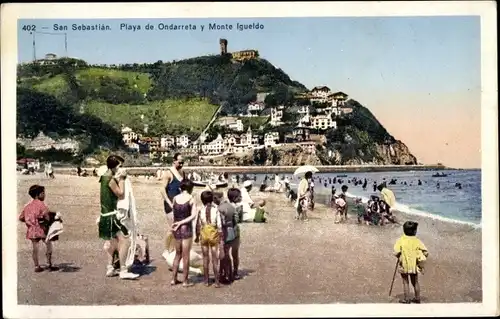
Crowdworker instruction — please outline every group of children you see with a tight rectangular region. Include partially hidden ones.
[167,185,249,287]
[194,188,269,286]
[329,184,397,226]
[353,195,398,226]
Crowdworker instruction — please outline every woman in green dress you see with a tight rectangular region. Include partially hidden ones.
[98,155,139,280]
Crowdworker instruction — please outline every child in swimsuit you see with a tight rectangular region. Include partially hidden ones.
[253,200,268,223]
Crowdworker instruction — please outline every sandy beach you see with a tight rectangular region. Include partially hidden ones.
[16,174,481,305]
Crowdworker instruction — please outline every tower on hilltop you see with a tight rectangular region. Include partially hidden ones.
[219,38,228,55]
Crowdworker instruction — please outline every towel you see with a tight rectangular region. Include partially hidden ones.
[45,212,63,242]
[116,177,139,268]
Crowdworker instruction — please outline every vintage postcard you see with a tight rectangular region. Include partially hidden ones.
[1,2,498,318]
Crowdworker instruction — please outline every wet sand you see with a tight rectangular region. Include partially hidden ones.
[16,174,481,305]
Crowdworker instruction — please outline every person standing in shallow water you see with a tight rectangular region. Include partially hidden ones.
[160,153,185,249]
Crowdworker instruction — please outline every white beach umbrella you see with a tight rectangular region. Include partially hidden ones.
[293,165,319,177]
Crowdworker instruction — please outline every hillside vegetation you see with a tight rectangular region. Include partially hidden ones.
[17,54,417,165]
[83,99,219,138]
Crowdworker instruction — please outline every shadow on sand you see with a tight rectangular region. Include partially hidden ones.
[57,263,82,273]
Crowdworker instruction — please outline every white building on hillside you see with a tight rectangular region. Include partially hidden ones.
[201,134,224,155]
[121,126,138,144]
[176,135,190,148]
[247,102,265,116]
[230,119,244,132]
[270,105,284,126]
[310,86,331,103]
[329,91,349,106]
[160,135,176,149]
[216,116,244,132]
[311,115,337,130]
[223,134,238,153]
[264,132,280,147]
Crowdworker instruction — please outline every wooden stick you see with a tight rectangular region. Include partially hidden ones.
[389,257,399,296]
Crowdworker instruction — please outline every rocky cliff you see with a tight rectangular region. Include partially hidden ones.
[317,140,417,165]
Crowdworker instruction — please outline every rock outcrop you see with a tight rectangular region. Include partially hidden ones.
[17,132,80,153]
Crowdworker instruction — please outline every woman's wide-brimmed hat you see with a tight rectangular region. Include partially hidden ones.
[243,180,253,188]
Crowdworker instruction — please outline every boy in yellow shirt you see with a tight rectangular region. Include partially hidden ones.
[393,221,429,304]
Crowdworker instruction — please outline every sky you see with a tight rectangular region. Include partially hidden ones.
[17,16,481,168]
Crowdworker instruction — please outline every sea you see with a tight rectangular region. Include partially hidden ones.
[249,169,482,228]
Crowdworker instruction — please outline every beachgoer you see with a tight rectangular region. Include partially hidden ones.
[333,194,347,224]
[160,153,185,249]
[295,171,312,221]
[377,184,396,211]
[253,199,268,223]
[218,188,243,282]
[195,191,224,287]
[45,162,54,179]
[393,221,429,304]
[170,180,198,287]
[373,181,377,192]
[163,232,203,276]
[77,166,82,177]
[259,181,267,192]
[216,193,235,283]
[341,185,349,219]
[240,180,258,222]
[19,185,59,272]
[274,174,283,192]
[354,198,364,224]
[309,178,315,210]
[97,155,139,279]
[379,200,397,225]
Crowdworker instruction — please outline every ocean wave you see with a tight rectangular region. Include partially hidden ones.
[344,191,482,229]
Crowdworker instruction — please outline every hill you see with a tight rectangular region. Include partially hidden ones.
[144,54,308,115]
[320,99,417,165]
[16,54,417,166]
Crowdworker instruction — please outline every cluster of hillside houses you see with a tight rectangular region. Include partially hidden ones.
[122,86,353,160]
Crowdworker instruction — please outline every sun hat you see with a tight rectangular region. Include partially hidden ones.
[243,180,253,188]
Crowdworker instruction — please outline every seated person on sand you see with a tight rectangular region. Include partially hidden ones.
[366,196,383,226]
[252,200,268,223]
[239,180,265,222]
[379,200,398,225]
[163,232,203,276]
